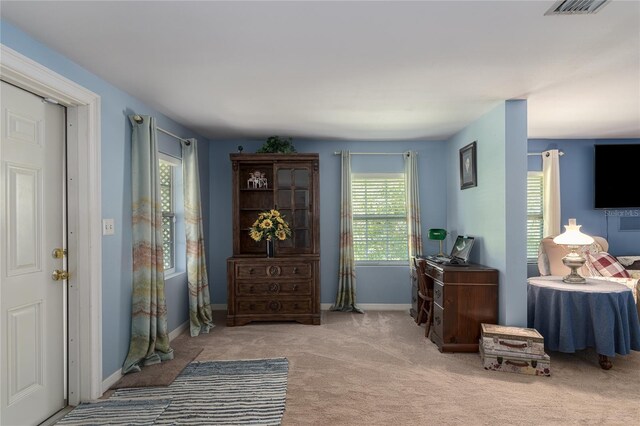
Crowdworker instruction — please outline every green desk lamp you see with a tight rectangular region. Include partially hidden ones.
[428,228,447,256]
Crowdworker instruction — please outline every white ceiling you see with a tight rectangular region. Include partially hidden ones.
[2,1,639,141]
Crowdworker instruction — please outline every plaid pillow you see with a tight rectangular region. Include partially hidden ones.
[588,252,631,278]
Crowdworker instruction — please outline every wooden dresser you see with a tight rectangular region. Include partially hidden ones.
[424,259,498,352]
[227,153,320,326]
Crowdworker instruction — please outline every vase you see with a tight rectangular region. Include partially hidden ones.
[266,239,275,258]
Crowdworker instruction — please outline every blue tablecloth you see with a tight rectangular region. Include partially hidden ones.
[528,276,640,357]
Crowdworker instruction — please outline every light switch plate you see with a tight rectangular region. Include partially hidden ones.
[103,218,115,235]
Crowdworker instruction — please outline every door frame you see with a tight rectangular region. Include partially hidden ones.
[1,44,103,404]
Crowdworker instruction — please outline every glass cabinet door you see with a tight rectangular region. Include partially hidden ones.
[237,163,274,254]
[275,164,312,254]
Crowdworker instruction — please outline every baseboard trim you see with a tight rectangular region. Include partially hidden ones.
[320,303,411,311]
[168,320,189,341]
[101,368,122,394]
[101,320,190,394]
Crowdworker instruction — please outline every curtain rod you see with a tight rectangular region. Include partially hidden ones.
[132,114,190,145]
[333,151,411,156]
[528,151,564,157]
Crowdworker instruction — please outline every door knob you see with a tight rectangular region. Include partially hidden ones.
[52,269,69,281]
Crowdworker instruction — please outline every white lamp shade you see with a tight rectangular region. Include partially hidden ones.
[553,218,594,246]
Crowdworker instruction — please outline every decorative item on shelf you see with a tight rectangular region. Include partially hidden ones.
[428,228,448,256]
[553,218,594,283]
[249,209,292,258]
[247,171,268,189]
[257,136,297,153]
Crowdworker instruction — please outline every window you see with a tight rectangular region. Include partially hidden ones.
[159,154,181,274]
[527,172,544,262]
[352,173,408,263]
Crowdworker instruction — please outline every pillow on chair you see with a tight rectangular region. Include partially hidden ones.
[588,252,631,278]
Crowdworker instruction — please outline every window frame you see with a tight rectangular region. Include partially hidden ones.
[527,171,544,263]
[351,172,409,265]
[159,153,181,276]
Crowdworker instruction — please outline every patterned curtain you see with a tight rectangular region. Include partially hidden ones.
[405,151,423,261]
[122,115,173,374]
[331,151,364,313]
[182,138,214,337]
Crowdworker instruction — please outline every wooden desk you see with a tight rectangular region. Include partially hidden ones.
[424,259,498,352]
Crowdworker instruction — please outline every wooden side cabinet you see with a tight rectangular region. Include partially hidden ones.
[227,153,320,326]
[227,258,320,326]
[425,259,498,352]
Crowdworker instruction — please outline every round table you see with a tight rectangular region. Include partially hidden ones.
[528,276,640,369]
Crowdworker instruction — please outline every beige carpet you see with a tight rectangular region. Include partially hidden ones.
[133,310,640,425]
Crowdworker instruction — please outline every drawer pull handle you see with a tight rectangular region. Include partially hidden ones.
[268,283,280,293]
[435,316,441,325]
[268,301,281,311]
[267,265,281,277]
[293,284,298,291]
[293,267,298,274]
[248,268,254,274]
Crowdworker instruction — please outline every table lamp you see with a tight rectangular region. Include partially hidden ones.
[553,218,594,283]
[428,228,447,256]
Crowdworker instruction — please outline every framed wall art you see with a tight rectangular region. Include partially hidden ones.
[459,141,477,190]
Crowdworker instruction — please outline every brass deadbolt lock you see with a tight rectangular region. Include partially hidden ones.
[51,248,67,259]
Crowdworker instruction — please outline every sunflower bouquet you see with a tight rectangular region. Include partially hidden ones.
[249,209,292,242]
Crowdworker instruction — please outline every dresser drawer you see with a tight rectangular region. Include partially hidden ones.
[424,263,444,282]
[237,281,311,296]
[237,298,312,315]
[235,263,312,279]
[433,304,444,341]
[434,281,444,307]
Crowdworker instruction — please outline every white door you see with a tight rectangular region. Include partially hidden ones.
[0,81,66,425]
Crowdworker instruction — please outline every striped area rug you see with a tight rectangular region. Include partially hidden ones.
[57,358,289,425]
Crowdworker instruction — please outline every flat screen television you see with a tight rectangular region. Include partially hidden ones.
[594,144,640,209]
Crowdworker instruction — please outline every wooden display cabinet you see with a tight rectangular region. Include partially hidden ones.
[227,153,320,326]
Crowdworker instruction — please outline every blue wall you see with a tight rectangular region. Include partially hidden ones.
[207,139,448,306]
[446,101,528,326]
[1,20,210,379]
[528,138,640,256]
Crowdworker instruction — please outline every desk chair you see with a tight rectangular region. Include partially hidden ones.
[414,258,434,338]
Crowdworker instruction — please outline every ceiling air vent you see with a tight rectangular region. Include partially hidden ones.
[545,0,611,15]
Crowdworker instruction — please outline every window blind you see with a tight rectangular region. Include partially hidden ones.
[352,174,408,262]
[527,172,544,261]
[159,159,176,272]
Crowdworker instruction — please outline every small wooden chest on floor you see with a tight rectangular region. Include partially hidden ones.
[480,345,551,376]
[480,323,545,356]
